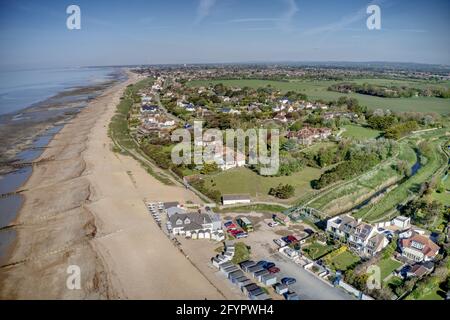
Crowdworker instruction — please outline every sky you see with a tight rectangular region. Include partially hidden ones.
[0,0,449,69]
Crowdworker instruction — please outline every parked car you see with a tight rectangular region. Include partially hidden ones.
[262,262,275,269]
[256,260,268,267]
[268,266,280,274]
[273,239,287,247]
[281,277,297,285]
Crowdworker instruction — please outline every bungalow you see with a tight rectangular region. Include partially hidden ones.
[222,194,251,206]
[399,232,440,262]
[326,214,389,257]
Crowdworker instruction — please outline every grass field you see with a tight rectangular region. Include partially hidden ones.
[325,250,360,271]
[188,79,450,115]
[203,166,321,203]
[303,242,335,260]
[341,125,381,140]
[378,258,403,281]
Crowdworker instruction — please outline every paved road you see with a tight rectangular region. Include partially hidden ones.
[269,253,355,300]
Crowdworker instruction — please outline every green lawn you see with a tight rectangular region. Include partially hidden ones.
[326,250,360,271]
[341,125,381,140]
[377,258,403,281]
[432,191,450,206]
[188,79,450,115]
[202,166,321,203]
[303,242,335,260]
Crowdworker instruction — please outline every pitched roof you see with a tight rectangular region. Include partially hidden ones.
[401,233,440,257]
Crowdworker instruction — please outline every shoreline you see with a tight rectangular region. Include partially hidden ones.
[0,70,225,299]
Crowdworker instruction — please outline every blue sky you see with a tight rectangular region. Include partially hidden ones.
[0,0,449,69]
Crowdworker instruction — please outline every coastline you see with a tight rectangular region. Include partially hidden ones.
[0,70,224,299]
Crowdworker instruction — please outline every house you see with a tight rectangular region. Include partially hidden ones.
[406,262,434,278]
[166,206,187,218]
[222,194,251,206]
[399,232,440,262]
[391,216,411,230]
[169,212,219,237]
[287,127,332,145]
[323,111,358,120]
[326,214,389,257]
[274,112,288,123]
[213,147,246,171]
[141,104,159,113]
[221,107,241,115]
[247,104,262,113]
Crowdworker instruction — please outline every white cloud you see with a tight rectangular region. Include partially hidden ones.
[195,0,217,24]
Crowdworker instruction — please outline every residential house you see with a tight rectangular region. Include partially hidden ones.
[326,214,389,257]
[399,232,440,262]
[169,212,219,238]
[287,127,332,145]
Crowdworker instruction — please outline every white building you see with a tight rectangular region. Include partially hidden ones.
[222,194,251,206]
[326,214,389,257]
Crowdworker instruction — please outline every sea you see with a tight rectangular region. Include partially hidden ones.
[0,66,127,264]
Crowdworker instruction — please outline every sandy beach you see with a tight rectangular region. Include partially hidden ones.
[0,71,224,299]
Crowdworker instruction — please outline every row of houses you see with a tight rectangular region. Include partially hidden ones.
[287,127,333,146]
[326,214,441,263]
[326,214,390,258]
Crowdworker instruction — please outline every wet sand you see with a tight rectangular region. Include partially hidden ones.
[0,71,223,299]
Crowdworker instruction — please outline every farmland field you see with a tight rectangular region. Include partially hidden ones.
[188,79,450,115]
[202,166,321,203]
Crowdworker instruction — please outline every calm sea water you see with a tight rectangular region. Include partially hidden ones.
[0,66,125,264]
[0,67,117,115]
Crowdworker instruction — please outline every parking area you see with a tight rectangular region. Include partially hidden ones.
[230,214,355,300]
